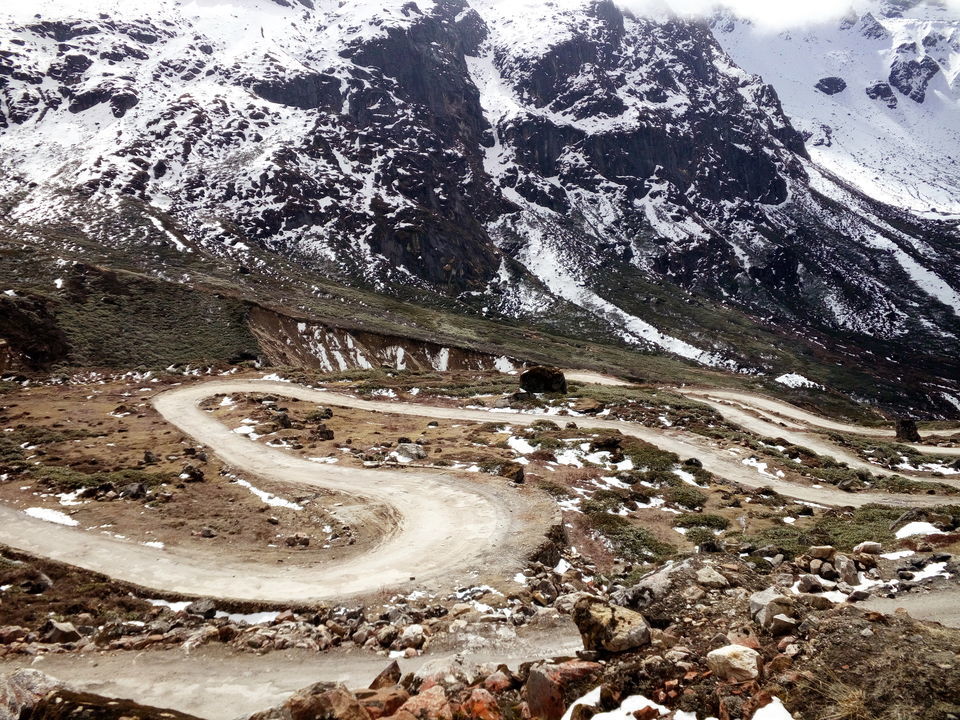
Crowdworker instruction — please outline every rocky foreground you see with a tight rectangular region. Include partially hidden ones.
[2,549,959,720]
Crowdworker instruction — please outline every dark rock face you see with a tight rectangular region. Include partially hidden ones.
[866,81,898,108]
[249,70,341,111]
[520,366,567,394]
[859,13,891,40]
[895,417,922,443]
[815,77,847,95]
[889,47,940,102]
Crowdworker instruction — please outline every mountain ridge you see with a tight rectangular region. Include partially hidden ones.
[1,0,959,414]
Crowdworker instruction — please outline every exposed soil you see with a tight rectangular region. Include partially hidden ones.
[0,377,382,563]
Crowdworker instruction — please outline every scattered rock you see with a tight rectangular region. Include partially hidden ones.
[185,599,217,619]
[749,588,796,631]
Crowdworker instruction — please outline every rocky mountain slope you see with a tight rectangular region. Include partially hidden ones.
[1,0,959,413]
[713,0,960,217]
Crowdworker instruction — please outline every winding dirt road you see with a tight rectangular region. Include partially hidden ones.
[0,381,557,603]
[1,378,956,605]
[0,624,584,719]
[679,390,960,487]
[685,389,960,442]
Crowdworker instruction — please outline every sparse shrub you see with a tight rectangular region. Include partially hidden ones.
[537,480,572,498]
[586,512,675,562]
[675,513,730,530]
[664,484,707,510]
[582,490,626,514]
[685,527,716,548]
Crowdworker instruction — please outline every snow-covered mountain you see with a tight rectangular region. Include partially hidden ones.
[713,0,960,216]
[1,0,959,411]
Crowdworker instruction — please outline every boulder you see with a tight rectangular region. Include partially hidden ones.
[815,76,847,95]
[248,683,371,720]
[571,597,651,653]
[355,687,409,719]
[369,660,402,690]
[525,661,602,720]
[519,366,567,394]
[181,464,204,482]
[695,566,729,589]
[392,685,452,720]
[460,688,503,720]
[396,443,428,461]
[768,614,799,636]
[808,546,835,560]
[835,555,859,586]
[311,424,335,441]
[706,645,761,683]
[120,482,147,499]
[895,418,922,443]
[570,398,604,415]
[497,461,525,483]
[414,656,480,693]
[483,671,514,693]
[797,574,824,593]
[185,598,217,619]
[853,541,882,555]
[41,620,82,644]
[819,562,839,581]
[0,626,28,644]
[866,81,898,108]
[0,669,63,719]
[398,624,425,650]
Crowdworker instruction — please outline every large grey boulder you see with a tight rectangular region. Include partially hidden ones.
[571,597,651,653]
